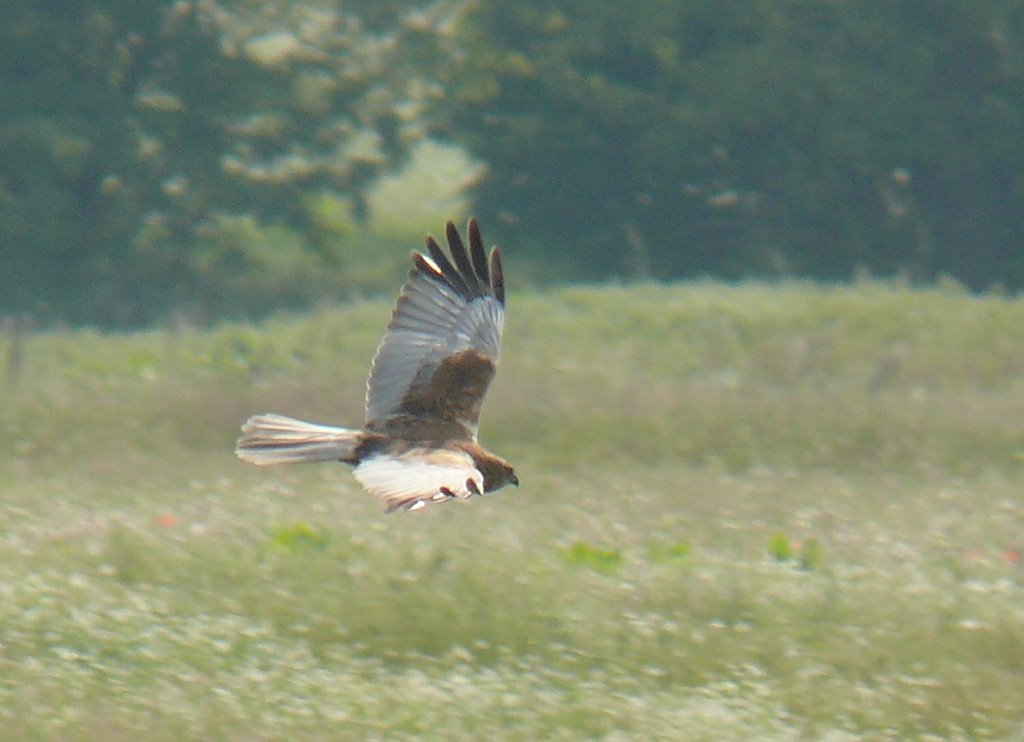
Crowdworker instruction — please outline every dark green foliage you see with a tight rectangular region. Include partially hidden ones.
[1,0,456,325]
[2,1,1023,326]
[1,1,160,323]
[442,1,1024,288]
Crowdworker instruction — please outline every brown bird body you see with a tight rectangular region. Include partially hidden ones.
[235,220,518,512]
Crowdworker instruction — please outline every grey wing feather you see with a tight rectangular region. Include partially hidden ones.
[365,219,505,439]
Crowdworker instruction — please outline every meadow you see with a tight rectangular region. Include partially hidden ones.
[1,280,1023,740]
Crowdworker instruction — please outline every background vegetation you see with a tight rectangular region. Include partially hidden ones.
[4,4,1022,738]
[2,0,1023,326]
[448,1,1024,287]
[2,281,1023,738]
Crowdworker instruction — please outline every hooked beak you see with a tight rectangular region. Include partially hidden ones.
[510,473,520,487]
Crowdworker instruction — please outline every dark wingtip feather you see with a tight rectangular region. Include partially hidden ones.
[422,236,471,297]
[489,247,505,305]
[416,221,502,303]
[467,218,489,284]
[423,236,443,263]
[445,220,477,282]
[412,251,440,277]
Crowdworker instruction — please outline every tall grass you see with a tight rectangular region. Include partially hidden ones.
[1,280,1023,740]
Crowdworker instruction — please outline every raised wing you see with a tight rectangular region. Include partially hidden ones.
[354,448,484,513]
[364,219,505,441]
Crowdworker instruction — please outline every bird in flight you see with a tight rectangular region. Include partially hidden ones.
[235,219,518,512]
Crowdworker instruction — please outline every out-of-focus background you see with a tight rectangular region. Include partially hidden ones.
[2,0,1022,325]
[2,2,1024,740]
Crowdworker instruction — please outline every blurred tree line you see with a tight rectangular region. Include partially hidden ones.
[2,0,1022,326]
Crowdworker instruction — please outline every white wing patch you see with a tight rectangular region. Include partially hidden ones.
[354,449,484,513]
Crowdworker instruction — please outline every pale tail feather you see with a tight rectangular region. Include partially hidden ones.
[235,413,364,466]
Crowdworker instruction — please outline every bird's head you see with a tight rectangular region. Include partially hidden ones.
[480,455,519,492]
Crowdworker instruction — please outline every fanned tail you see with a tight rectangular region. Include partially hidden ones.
[235,414,365,466]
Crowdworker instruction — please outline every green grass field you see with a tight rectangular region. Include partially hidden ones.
[2,280,1023,740]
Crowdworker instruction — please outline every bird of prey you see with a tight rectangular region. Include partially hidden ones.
[235,219,518,513]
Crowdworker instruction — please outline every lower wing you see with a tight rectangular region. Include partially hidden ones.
[353,448,484,513]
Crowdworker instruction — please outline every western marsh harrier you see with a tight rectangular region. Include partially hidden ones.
[235,219,518,512]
